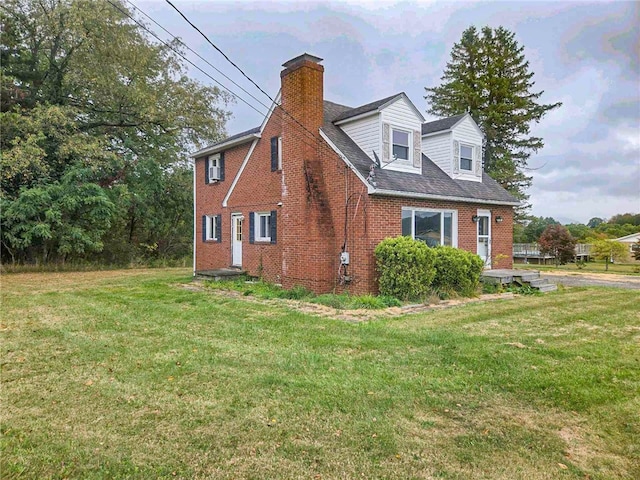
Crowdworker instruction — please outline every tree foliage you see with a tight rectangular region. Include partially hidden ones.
[425,26,561,210]
[1,0,230,264]
[538,224,576,266]
[591,239,628,271]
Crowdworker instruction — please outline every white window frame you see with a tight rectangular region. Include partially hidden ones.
[401,207,458,247]
[277,136,283,170]
[391,127,411,163]
[208,154,221,182]
[459,143,474,172]
[255,212,271,242]
[205,215,218,241]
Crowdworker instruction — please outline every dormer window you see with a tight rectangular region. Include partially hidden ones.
[460,144,473,171]
[392,129,410,161]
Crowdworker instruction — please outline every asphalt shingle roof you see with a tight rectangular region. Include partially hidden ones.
[322,101,519,205]
[331,93,403,123]
[421,114,466,135]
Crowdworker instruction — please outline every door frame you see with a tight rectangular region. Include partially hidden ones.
[231,213,243,267]
[477,209,492,268]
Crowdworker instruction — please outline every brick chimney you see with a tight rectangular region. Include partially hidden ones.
[279,53,336,292]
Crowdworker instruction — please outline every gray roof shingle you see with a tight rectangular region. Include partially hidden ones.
[322,101,519,205]
[421,114,466,135]
[331,93,403,123]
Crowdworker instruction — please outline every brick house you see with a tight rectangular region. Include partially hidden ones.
[192,53,519,294]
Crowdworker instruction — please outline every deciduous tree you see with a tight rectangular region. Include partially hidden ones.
[0,0,230,264]
[538,224,576,267]
[592,239,629,271]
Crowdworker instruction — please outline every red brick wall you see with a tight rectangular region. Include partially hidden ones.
[194,143,252,272]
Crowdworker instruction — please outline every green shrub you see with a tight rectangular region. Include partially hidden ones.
[374,236,436,301]
[431,246,484,297]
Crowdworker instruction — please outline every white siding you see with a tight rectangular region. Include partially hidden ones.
[380,97,423,173]
[381,96,421,128]
[422,132,452,176]
[452,116,483,182]
[340,113,380,161]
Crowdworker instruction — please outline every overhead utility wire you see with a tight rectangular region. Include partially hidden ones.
[164,0,332,147]
[111,1,328,155]
[105,0,267,118]
[123,0,273,114]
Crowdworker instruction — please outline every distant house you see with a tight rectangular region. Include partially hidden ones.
[191,53,519,294]
[613,232,640,257]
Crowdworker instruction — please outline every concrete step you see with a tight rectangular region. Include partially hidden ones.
[513,273,540,283]
[529,278,549,287]
[535,283,558,292]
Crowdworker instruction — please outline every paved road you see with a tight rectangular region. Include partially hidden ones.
[540,272,640,290]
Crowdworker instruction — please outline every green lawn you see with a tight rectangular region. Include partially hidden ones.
[1,269,639,479]
[518,260,640,275]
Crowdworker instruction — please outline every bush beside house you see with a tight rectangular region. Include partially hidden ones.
[375,236,484,301]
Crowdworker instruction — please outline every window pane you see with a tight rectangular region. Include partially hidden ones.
[393,145,409,160]
[392,130,409,146]
[402,209,412,236]
[460,157,472,170]
[415,211,441,247]
[478,216,489,236]
[443,212,452,246]
[460,145,472,158]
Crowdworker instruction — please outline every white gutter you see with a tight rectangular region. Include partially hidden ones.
[190,133,261,159]
[222,139,259,207]
[192,158,197,276]
[372,188,521,206]
[319,129,375,193]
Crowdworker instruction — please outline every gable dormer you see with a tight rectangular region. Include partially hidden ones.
[334,93,425,175]
[422,113,484,183]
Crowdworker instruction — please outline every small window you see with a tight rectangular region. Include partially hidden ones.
[278,137,283,170]
[208,155,220,181]
[460,145,473,171]
[271,137,283,171]
[256,212,271,242]
[392,129,410,161]
[205,215,218,241]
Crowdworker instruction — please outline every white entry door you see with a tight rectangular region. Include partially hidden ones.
[477,209,491,268]
[231,214,243,267]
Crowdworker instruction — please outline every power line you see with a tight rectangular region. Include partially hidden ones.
[122,0,272,114]
[104,0,267,119]
[164,0,331,148]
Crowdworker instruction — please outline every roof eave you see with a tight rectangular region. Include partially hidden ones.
[333,110,379,126]
[190,133,261,159]
[371,188,521,206]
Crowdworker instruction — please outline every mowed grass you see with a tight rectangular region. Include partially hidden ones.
[1,269,639,480]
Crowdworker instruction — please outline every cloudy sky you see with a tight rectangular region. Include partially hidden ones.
[139,0,639,224]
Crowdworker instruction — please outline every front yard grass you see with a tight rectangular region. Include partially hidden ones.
[1,268,639,479]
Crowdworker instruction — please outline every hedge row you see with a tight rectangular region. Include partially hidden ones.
[374,236,484,300]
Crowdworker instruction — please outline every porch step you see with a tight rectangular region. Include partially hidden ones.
[480,269,557,293]
[195,268,246,281]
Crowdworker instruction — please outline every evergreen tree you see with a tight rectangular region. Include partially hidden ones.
[425,26,561,210]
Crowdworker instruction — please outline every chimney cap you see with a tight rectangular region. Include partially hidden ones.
[282,53,324,69]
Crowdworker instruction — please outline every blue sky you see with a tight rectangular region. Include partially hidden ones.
[139,0,639,224]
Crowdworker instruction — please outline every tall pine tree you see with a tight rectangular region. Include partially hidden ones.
[425,26,561,211]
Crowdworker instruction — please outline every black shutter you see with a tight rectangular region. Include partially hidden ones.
[204,158,209,184]
[249,212,255,244]
[219,152,225,181]
[270,210,277,244]
[270,137,278,171]
[202,215,207,242]
[215,215,222,243]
